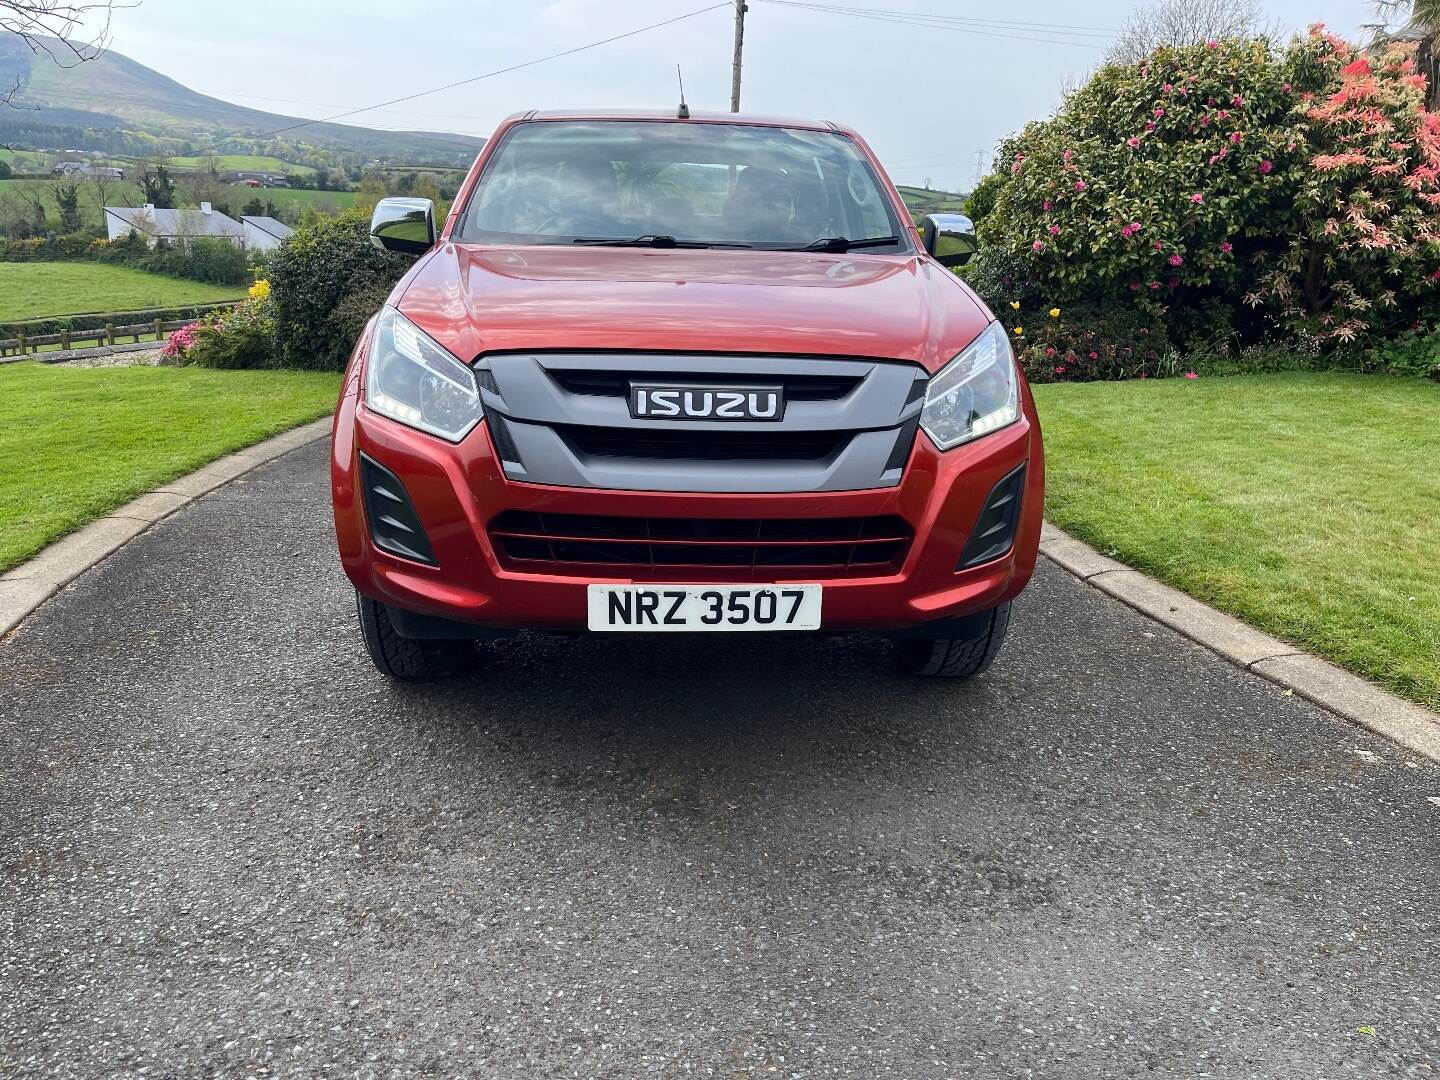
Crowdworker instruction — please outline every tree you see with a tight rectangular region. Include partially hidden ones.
[1109,0,1276,64]
[0,1,124,108]
[53,180,80,231]
[1373,0,1440,108]
[141,164,175,209]
[0,158,10,179]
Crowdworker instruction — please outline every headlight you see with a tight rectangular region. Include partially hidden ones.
[364,306,482,442]
[919,321,1020,451]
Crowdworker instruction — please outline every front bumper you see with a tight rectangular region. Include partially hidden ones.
[331,374,1045,633]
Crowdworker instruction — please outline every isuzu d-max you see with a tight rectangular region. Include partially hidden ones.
[332,110,1044,680]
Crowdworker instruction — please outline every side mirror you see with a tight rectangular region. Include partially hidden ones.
[920,213,976,267]
[370,197,435,256]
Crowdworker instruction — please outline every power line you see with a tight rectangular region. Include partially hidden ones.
[183,2,731,156]
[750,0,1113,48]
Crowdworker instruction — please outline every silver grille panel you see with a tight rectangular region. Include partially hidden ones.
[478,352,927,493]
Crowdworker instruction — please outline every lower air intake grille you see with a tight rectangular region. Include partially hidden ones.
[957,464,1026,569]
[360,453,437,565]
[490,511,912,573]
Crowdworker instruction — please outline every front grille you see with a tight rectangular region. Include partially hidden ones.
[557,424,848,462]
[480,352,928,493]
[490,511,912,573]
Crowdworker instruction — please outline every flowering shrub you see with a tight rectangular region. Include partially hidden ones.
[163,295,276,370]
[248,278,271,302]
[970,28,1440,371]
[1247,33,1440,344]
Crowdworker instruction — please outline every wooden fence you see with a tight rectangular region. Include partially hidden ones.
[0,319,201,358]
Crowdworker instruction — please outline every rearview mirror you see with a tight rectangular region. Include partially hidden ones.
[920,213,976,267]
[370,197,435,256]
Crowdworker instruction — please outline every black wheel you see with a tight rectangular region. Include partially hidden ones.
[892,601,1011,678]
[355,592,476,680]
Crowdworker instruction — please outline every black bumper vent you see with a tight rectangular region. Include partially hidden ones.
[957,464,1026,569]
[490,511,912,573]
[360,453,437,566]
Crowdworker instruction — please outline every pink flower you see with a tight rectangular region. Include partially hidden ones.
[1230,131,1242,144]
[1121,223,1139,238]
[1184,371,1199,379]
[1062,149,1073,162]
[1163,83,1173,93]
[1153,240,1165,251]
[1258,159,1273,174]
[1042,199,1053,211]
[1129,281,1141,291]
[1200,115,1211,127]
[1074,180,1086,192]
[1232,94,1244,105]
[1054,365,1067,374]
[1216,109,1229,120]
[1046,347,1056,357]
[1145,120,1156,132]
[1154,107,1165,117]
[1048,224,1061,235]
[1190,192,1204,203]
[1148,281,1160,289]
[1205,39,1219,47]
[1089,351,1099,359]
[1220,241,1233,253]
[1127,137,1141,148]
[1032,240,1045,252]
[1168,253,1183,266]
[1281,82,1291,92]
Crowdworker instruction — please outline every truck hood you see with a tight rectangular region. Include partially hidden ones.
[394,244,993,375]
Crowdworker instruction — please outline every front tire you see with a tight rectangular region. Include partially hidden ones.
[356,592,476,680]
[892,602,1011,678]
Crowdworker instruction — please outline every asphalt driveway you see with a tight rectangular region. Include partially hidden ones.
[1,442,1437,1078]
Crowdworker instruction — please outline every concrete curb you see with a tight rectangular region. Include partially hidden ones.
[1039,522,1440,763]
[0,418,331,638]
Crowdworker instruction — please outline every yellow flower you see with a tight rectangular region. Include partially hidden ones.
[1012,326,1024,336]
[1049,307,1061,318]
[248,279,271,301]
[1010,300,1021,310]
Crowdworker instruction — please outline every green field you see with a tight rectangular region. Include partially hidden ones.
[0,362,340,572]
[1032,372,1440,709]
[0,178,357,231]
[0,263,246,322]
[161,154,316,175]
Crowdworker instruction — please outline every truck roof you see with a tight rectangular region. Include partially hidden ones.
[507,108,851,135]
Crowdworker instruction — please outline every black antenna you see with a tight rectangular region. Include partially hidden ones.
[676,64,690,119]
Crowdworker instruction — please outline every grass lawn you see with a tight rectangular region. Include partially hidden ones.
[0,263,246,322]
[0,362,340,572]
[162,154,315,175]
[1032,371,1440,710]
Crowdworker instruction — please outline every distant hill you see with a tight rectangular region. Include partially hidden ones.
[0,35,486,168]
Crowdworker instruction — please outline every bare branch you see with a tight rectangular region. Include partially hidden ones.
[1108,0,1279,64]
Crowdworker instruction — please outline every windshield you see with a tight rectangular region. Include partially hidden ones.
[455,120,910,252]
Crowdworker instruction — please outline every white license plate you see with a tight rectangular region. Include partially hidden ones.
[587,584,822,632]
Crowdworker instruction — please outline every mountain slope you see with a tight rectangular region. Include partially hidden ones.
[0,36,486,165]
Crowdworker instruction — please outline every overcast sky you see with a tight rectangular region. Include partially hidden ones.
[82,0,1371,189]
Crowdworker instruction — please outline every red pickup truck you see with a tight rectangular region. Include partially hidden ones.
[331,110,1044,680]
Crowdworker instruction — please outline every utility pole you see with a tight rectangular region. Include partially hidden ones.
[730,0,747,113]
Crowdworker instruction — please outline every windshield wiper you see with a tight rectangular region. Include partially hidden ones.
[571,234,752,249]
[786,235,902,253]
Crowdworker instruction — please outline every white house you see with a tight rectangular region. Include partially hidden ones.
[103,203,246,248]
[241,215,295,252]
